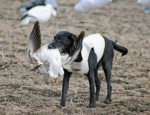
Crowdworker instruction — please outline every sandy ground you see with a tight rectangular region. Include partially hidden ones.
[0,0,150,114]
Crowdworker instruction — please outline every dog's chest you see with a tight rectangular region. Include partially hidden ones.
[68,34,105,75]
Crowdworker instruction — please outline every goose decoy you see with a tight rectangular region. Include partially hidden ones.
[19,0,58,12]
[21,4,57,25]
[26,21,64,84]
[137,0,150,6]
[74,0,112,12]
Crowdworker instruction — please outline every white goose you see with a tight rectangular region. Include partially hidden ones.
[74,0,112,12]
[137,0,150,6]
[21,4,57,25]
[26,21,64,82]
[19,0,58,13]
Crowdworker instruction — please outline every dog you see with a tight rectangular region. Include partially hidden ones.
[48,31,128,108]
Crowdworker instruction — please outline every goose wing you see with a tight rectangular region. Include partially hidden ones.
[26,21,41,63]
[69,31,85,56]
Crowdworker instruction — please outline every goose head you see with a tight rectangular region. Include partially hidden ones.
[46,4,57,17]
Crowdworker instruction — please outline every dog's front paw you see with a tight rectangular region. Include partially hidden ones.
[104,98,112,104]
[60,100,66,107]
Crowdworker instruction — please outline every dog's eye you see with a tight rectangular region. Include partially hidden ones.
[58,38,63,41]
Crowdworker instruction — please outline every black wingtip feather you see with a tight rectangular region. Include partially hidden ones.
[70,31,85,56]
[29,21,41,52]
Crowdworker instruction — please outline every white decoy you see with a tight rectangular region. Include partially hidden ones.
[19,0,58,13]
[74,0,112,12]
[26,21,64,80]
[137,0,150,6]
[21,4,57,25]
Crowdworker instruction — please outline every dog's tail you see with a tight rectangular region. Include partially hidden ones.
[111,40,128,56]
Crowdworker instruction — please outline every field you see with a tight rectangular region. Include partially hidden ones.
[0,0,150,114]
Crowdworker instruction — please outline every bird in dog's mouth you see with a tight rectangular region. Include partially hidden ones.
[26,21,64,84]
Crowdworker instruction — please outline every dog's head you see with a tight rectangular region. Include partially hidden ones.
[48,31,77,53]
[48,31,85,55]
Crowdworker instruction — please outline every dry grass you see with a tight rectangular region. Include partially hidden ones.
[0,0,150,114]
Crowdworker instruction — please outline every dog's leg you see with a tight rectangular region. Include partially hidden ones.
[94,61,102,101]
[94,69,101,101]
[60,69,72,107]
[87,71,96,108]
[101,37,114,104]
[87,49,97,108]
[102,61,112,104]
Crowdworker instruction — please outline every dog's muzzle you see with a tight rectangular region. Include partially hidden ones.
[48,44,53,49]
[48,44,55,49]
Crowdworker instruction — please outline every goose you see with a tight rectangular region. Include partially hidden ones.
[74,0,112,12]
[26,21,64,84]
[19,0,58,13]
[21,4,57,25]
[137,0,150,6]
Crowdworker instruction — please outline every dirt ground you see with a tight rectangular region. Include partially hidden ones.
[0,0,150,114]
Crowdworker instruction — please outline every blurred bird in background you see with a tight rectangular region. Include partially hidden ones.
[74,0,112,12]
[21,4,57,25]
[19,0,58,12]
[137,0,150,14]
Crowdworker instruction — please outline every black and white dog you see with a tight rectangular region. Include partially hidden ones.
[48,31,128,108]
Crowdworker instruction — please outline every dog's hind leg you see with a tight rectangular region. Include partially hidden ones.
[101,36,115,104]
[94,61,102,101]
[87,48,97,108]
[102,59,113,104]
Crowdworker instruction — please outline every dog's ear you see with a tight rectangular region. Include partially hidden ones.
[69,31,85,56]
[69,34,76,42]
